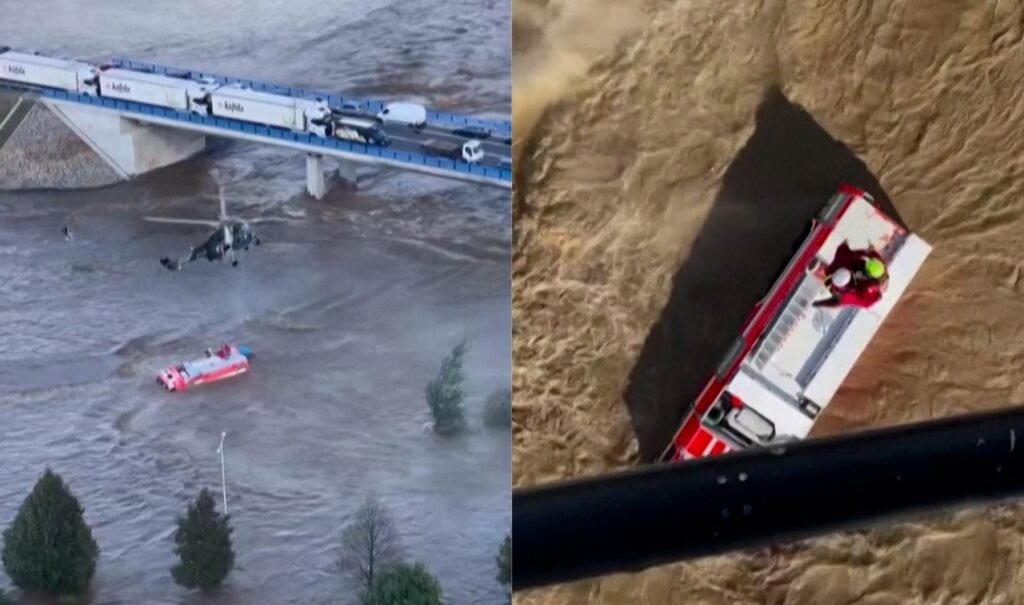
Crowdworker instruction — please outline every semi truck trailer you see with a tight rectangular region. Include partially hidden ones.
[0,50,100,96]
[97,68,215,115]
[209,85,332,137]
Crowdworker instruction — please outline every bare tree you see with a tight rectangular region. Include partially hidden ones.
[338,492,403,597]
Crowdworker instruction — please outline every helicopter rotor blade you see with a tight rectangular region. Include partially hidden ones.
[144,217,222,227]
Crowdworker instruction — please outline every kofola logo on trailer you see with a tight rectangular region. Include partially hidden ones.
[109,82,131,94]
[220,101,244,113]
[4,64,25,76]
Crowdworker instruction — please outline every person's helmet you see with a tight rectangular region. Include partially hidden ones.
[831,268,852,289]
[864,258,886,279]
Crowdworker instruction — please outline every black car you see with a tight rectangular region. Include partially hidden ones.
[500,135,512,145]
[452,125,492,140]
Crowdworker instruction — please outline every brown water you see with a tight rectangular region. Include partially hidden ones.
[513,0,1024,603]
[0,1,510,603]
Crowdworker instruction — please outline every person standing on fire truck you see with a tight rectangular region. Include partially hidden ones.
[812,242,889,309]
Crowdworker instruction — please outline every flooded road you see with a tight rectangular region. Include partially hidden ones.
[0,0,510,603]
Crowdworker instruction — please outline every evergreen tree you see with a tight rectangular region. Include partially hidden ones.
[425,342,468,435]
[1,468,99,596]
[497,532,511,600]
[366,562,443,605]
[171,488,234,590]
[483,387,512,429]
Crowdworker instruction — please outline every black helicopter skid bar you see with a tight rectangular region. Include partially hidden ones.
[513,404,1024,591]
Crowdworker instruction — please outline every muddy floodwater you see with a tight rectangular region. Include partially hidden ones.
[514,0,1024,604]
[0,0,511,603]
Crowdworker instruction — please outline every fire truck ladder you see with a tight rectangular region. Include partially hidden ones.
[752,276,822,370]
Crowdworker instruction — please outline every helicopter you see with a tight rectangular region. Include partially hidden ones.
[151,185,262,271]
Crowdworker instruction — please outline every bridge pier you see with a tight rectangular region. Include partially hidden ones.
[306,153,325,199]
[335,161,357,190]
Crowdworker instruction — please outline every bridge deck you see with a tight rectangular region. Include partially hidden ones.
[38,88,511,189]
[111,58,511,136]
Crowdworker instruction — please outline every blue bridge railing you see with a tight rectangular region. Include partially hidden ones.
[40,88,512,184]
[109,58,511,137]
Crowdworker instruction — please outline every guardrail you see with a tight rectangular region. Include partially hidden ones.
[109,58,512,136]
[39,88,512,185]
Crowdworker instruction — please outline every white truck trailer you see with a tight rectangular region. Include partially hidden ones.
[0,50,100,96]
[97,68,216,115]
[209,85,331,137]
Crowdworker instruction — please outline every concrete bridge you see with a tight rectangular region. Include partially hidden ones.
[0,52,512,197]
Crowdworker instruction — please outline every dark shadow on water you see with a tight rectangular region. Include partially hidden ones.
[623,86,905,462]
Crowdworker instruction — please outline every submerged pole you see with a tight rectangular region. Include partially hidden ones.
[513,405,1024,591]
[216,431,228,516]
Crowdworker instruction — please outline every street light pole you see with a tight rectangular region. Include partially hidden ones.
[216,431,228,516]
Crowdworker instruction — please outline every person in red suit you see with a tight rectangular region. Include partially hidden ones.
[812,241,889,309]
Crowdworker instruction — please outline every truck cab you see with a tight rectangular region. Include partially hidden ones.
[298,98,332,138]
[185,78,219,115]
[75,65,101,96]
[462,139,485,163]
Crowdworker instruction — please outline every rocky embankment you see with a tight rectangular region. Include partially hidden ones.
[0,93,121,190]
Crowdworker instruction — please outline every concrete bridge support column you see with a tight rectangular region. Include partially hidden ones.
[335,161,357,190]
[306,153,325,199]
